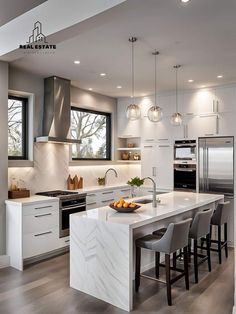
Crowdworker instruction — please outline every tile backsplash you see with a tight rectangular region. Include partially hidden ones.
[8,143,141,194]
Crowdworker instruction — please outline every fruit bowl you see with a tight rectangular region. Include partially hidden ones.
[109,200,140,213]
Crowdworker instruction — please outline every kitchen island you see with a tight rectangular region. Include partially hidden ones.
[70,191,224,311]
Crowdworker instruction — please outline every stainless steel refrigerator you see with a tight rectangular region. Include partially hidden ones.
[199,136,234,243]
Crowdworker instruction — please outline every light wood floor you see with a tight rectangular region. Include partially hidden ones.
[0,249,234,314]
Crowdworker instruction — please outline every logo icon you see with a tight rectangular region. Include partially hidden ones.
[27,21,48,44]
[19,21,56,52]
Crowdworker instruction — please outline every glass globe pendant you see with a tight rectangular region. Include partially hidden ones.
[126,37,140,121]
[171,65,183,126]
[147,50,163,122]
[126,103,141,120]
[171,112,182,126]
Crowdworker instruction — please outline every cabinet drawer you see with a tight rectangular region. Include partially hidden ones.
[23,201,59,216]
[100,190,115,200]
[86,193,98,204]
[23,227,60,259]
[115,188,131,200]
[86,201,99,210]
[23,210,59,235]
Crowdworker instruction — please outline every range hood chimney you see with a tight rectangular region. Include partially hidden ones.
[36,76,81,144]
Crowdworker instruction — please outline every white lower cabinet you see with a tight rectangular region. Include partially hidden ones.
[6,199,66,271]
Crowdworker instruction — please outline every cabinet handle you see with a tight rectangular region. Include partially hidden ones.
[144,145,153,148]
[65,239,70,243]
[87,202,97,206]
[87,194,96,197]
[216,115,219,134]
[120,189,130,192]
[152,167,157,177]
[145,139,155,142]
[101,199,114,203]
[205,133,214,136]
[34,205,53,210]
[34,213,52,218]
[159,145,170,148]
[212,100,215,113]
[157,138,168,141]
[34,231,52,237]
[102,191,113,195]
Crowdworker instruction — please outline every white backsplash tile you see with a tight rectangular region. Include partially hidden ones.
[8,144,141,194]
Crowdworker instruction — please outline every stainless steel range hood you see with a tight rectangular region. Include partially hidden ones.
[36,76,81,144]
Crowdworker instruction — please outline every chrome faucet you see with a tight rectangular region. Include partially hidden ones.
[104,168,118,185]
[142,177,157,208]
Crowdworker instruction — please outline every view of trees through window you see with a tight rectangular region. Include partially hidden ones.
[8,96,27,159]
[71,107,111,159]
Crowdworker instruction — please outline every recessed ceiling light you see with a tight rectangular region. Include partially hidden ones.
[217,75,223,78]
[180,0,191,3]
[188,79,194,83]
[88,88,93,91]
[116,85,122,89]
[100,73,106,77]
[74,60,80,64]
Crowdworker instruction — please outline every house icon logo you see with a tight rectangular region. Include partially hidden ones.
[27,21,48,43]
[19,21,56,52]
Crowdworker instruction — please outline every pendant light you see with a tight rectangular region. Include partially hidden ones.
[171,65,183,126]
[147,51,163,122]
[126,37,141,121]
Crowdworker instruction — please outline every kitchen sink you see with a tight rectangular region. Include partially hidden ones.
[135,199,153,204]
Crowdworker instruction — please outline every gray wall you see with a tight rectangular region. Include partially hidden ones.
[8,66,44,137]
[0,62,9,255]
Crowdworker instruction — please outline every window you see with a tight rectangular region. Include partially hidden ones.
[8,96,28,160]
[71,107,111,160]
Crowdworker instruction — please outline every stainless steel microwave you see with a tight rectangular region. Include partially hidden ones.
[174,140,196,161]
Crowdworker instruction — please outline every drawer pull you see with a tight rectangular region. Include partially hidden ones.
[34,231,52,237]
[120,189,130,192]
[87,202,97,206]
[102,199,114,203]
[34,205,53,210]
[65,239,70,243]
[157,138,168,141]
[34,213,52,218]
[145,139,155,142]
[87,194,96,197]
[159,145,170,147]
[102,191,113,195]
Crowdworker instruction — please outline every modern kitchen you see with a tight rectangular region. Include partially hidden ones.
[0,1,235,313]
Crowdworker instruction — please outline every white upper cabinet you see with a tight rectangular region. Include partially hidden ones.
[156,144,173,190]
[218,112,236,136]
[117,98,141,138]
[214,86,236,113]
[186,115,218,139]
[141,143,157,181]
[183,89,215,115]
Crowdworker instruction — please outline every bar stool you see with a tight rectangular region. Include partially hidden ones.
[188,208,213,283]
[205,201,230,264]
[135,218,192,306]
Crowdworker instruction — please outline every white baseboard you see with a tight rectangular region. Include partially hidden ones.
[0,255,10,268]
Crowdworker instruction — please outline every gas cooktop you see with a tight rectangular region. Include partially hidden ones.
[36,190,78,197]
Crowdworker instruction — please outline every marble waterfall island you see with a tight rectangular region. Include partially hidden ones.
[70,191,224,311]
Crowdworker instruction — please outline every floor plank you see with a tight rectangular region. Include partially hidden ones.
[0,249,234,313]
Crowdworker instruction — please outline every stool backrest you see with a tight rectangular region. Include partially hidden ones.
[155,218,192,254]
[211,201,230,226]
[189,208,213,239]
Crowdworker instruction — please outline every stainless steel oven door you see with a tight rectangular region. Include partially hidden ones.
[59,202,86,238]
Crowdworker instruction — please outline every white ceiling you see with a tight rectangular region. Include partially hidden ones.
[0,0,47,27]
[10,0,236,97]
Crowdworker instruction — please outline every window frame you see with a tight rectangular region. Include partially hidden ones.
[71,106,112,161]
[8,95,28,160]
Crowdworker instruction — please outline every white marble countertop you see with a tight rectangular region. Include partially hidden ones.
[72,191,224,229]
[5,195,58,205]
[70,183,130,194]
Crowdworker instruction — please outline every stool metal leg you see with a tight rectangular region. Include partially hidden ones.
[165,254,172,306]
[155,252,160,278]
[206,233,211,272]
[183,246,189,290]
[193,239,198,283]
[173,252,177,269]
[224,223,228,258]
[218,225,222,264]
[135,247,141,292]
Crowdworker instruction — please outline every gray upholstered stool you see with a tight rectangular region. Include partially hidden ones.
[188,208,213,283]
[201,201,230,264]
[135,218,192,306]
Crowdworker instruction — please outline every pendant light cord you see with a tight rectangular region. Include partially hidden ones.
[176,66,178,112]
[155,52,157,105]
[132,40,134,99]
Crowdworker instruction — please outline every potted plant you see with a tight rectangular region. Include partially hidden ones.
[127,176,144,197]
[97,177,105,186]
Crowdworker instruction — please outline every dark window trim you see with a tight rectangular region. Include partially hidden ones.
[8,95,28,160]
[71,106,112,161]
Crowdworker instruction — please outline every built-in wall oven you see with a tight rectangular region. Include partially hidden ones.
[174,140,197,192]
[36,190,86,238]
